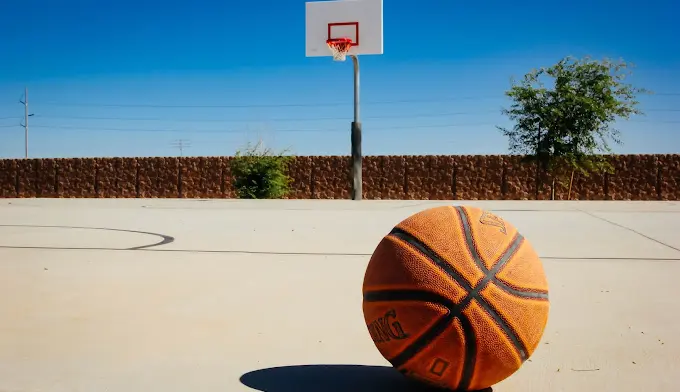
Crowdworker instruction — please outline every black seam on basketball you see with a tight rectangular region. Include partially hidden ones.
[474,296,528,361]
[454,207,549,300]
[495,276,549,295]
[493,279,549,300]
[454,206,490,272]
[456,313,477,391]
[377,221,531,379]
[387,227,521,377]
[390,313,455,369]
[481,234,529,361]
[363,289,456,308]
[454,206,530,362]
[385,229,482,385]
[363,289,455,369]
[389,228,474,291]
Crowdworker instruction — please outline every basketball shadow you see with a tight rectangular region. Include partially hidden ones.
[239,364,491,392]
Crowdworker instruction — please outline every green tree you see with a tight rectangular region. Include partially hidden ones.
[231,140,293,199]
[498,56,650,199]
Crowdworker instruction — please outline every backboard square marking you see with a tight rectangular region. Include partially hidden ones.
[328,22,359,46]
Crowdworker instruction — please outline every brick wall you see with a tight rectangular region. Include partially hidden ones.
[0,155,677,200]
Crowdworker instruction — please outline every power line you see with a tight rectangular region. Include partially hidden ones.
[24,107,680,124]
[26,122,499,134]
[27,92,680,109]
[630,119,680,124]
[30,96,501,108]
[30,110,502,123]
[20,119,679,135]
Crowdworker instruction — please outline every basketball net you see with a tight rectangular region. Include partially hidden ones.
[326,38,353,61]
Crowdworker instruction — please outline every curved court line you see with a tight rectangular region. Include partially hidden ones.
[0,224,174,251]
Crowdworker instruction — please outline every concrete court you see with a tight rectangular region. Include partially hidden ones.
[0,198,679,392]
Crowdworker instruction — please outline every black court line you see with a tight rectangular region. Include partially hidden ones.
[0,224,174,250]
[5,200,680,215]
[140,205,370,211]
[0,244,678,261]
[393,201,680,213]
[0,245,367,256]
[141,203,680,214]
[578,210,680,253]
[539,256,680,261]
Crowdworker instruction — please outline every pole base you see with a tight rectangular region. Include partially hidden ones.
[351,121,362,201]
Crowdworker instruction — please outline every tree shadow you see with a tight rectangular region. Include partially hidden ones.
[239,364,492,392]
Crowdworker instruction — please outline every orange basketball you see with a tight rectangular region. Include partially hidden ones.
[362,205,549,391]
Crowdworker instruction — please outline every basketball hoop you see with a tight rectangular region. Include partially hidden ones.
[326,37,353,61]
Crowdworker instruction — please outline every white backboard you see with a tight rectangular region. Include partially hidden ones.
[305,0,383,58]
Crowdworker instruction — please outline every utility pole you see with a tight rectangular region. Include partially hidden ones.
[18,87,34,159]
[170,139,191,157]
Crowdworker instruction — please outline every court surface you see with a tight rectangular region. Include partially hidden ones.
[1,198,679,392]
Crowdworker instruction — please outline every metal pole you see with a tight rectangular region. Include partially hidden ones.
[24,87,29,159]
[350,54,362,201]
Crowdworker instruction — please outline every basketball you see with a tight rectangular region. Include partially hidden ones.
[362,205,550,391]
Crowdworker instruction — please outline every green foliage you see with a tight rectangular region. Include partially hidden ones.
[230,141,293,199]
[498,56,651,185]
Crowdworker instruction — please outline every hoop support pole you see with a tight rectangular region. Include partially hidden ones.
[350,54,362,201]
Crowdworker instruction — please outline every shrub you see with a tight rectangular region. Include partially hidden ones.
[231,141,292,199]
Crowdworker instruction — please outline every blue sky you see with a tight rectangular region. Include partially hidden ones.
[0,0,678,159]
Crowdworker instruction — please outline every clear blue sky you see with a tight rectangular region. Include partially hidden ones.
[0,0,678,159]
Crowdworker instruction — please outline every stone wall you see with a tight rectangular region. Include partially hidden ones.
[0,155,677,200]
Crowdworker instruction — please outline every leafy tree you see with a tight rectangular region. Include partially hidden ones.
[231,140,293,199]
[498,56,650,199]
